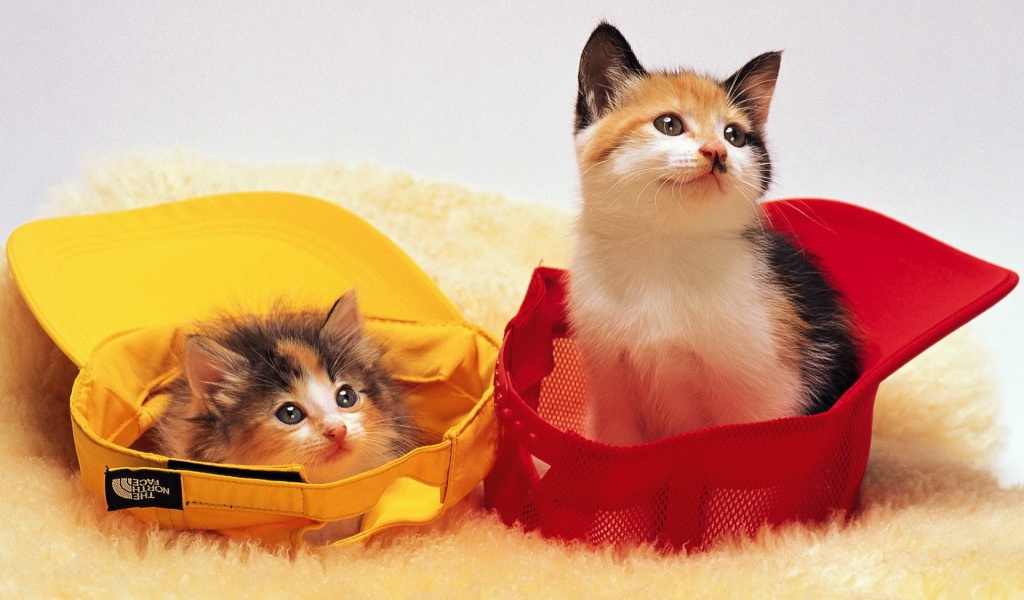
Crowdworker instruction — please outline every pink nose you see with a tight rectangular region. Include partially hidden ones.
[699,140,727,163]
[324,424,347,445]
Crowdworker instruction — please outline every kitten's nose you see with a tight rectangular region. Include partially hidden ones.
[699,140,727,165]
[324,424,347,444]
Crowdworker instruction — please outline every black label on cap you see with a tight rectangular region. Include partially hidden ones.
[105,468,183,511]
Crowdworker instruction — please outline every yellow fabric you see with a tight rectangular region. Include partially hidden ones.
[7,191,499,545]
[6,192,464,367]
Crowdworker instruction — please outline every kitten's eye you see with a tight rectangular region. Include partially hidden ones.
[336,384,359,409]
[653,114,684,136]
[724,124,747,148]
[275,403,305,425]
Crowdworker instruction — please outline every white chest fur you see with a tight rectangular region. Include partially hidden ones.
[568,227,805,444]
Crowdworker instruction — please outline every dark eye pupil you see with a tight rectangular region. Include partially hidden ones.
[275,403,305,425]
[724,124,747,147]
[654,114,683,136]
[336,384,359,408]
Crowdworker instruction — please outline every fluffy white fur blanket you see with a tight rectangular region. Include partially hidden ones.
[1,153,1021,598]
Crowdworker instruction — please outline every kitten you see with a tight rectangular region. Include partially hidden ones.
[567,23,860,446]
[151,290,419,543]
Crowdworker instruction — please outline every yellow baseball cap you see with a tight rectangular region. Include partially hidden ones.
[7,191,464,367]
[6,191,498,546]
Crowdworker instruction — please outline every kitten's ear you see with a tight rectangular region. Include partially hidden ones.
[184,336,241,407]
[575,22,646,132]
[323,290,363,337]
[722,51,782,127]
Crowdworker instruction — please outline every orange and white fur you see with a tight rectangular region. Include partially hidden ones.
[567,24,859,446]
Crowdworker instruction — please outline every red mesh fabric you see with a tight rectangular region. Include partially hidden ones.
[484,199,1017,551]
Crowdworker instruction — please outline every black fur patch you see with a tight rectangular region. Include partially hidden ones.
[739,130,772,195]
[757,229,862,415]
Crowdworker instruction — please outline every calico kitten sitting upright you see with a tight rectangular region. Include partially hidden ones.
[567,23,860,446]
[151,290,419,542]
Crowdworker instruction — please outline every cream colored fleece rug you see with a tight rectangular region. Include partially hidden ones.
[2,152,1022,598]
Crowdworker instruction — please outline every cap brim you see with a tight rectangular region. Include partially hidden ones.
[6,191,463,367]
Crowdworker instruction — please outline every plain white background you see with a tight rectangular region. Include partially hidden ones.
[2,2,1021,484]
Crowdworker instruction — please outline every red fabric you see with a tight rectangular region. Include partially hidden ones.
[484,199,1018,551]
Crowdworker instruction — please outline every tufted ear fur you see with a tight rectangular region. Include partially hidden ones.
[323,289,364,339]
[183,335,243,413]
[721,51,782,128]
[575,22,646,132]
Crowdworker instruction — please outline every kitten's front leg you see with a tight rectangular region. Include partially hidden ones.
[581,346,647,446]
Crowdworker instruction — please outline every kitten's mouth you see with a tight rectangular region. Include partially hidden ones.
[659,172,723,193]
[322,442,351,462]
